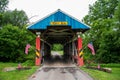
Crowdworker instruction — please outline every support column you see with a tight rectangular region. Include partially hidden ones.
[72,42,75,63]
[42,42,44,64]
[77,34,84,66]
[35,32,41,66]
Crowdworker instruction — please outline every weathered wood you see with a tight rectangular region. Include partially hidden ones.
[3,67,16,72]
[86,66,112,73]
[17,67,31,70]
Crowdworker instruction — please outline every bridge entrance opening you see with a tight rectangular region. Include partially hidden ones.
[42,26,75,64]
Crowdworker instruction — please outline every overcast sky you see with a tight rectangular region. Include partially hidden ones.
[8,0,97,22]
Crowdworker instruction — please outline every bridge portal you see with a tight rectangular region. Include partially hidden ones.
[27,9,90,66]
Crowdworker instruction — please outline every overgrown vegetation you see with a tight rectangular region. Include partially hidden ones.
[52,44,63,51]
[83,0,120,63]
[0,25,35,62]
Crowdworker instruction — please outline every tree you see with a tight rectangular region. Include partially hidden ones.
[0,0,9,13]
[52,44,63,51]
[0,0,28,28]
[0,0,9,27]
[83,0,120,63]
[0,24,35,62]
[2,9,28,27]
[83,0,118,25]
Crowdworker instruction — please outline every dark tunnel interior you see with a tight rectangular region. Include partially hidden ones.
[40,26,78,64]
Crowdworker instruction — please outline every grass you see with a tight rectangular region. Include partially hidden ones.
[0,62,38,80]
[81,64,120,80]
[51,51,64,55]
[57,51,64,55]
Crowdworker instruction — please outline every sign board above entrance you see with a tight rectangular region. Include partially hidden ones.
[50,21,68,25]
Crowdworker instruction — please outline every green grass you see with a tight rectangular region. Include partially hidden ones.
[51,51,64,55]
[81,64,120,80]
[58,51,64,55]
[0,62,38,80]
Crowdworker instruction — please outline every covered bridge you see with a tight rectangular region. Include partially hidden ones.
[27,9,90,66]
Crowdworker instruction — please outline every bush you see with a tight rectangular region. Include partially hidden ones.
[0,24,35,62]
[52,44,63,51]
[22,60,34,66]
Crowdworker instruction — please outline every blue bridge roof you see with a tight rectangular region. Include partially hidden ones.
[27,9,90,30]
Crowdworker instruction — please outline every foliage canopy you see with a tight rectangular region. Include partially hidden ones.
[0,24,35,62]
[83,0,120,63]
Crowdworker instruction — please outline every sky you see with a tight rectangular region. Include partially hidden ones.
[8,0,97,22]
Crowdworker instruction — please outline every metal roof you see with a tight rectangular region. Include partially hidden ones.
[27,9,90,30]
